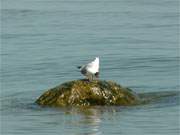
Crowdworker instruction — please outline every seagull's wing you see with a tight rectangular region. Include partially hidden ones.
[86,62,94,69]
[86,58,99,73]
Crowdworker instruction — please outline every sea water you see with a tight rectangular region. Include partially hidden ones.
[1,0,179,134]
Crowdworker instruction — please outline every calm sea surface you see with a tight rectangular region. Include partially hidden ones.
[1,0,179,135]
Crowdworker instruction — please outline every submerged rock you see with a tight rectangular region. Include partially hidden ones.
[36,80,140,107]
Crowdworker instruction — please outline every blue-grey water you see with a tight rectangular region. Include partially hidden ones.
[1,0,179,135]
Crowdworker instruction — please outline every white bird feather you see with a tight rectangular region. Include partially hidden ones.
[78,57,100,80]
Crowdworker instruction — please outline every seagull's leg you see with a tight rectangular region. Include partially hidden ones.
[86,74,91,82]
[88,74,93,82]
[95,75,97,80]
[95,72,99,80]
[89,75,92,82]
[86,75,90,82]
[85,76,88,81]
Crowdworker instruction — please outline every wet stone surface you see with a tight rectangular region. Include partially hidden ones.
[36,80,141,107]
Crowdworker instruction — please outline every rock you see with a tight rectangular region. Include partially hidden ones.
[36,80,140,107]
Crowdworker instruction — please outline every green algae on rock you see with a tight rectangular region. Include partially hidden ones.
[36,80,140,107]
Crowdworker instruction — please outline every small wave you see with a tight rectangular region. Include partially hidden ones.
[138,90,180,105]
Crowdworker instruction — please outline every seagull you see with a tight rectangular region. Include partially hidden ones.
[77,57,100,81]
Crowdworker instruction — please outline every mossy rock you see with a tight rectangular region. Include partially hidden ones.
[36,80,141,107]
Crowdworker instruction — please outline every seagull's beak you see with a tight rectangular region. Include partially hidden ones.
[77,66,82,69]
